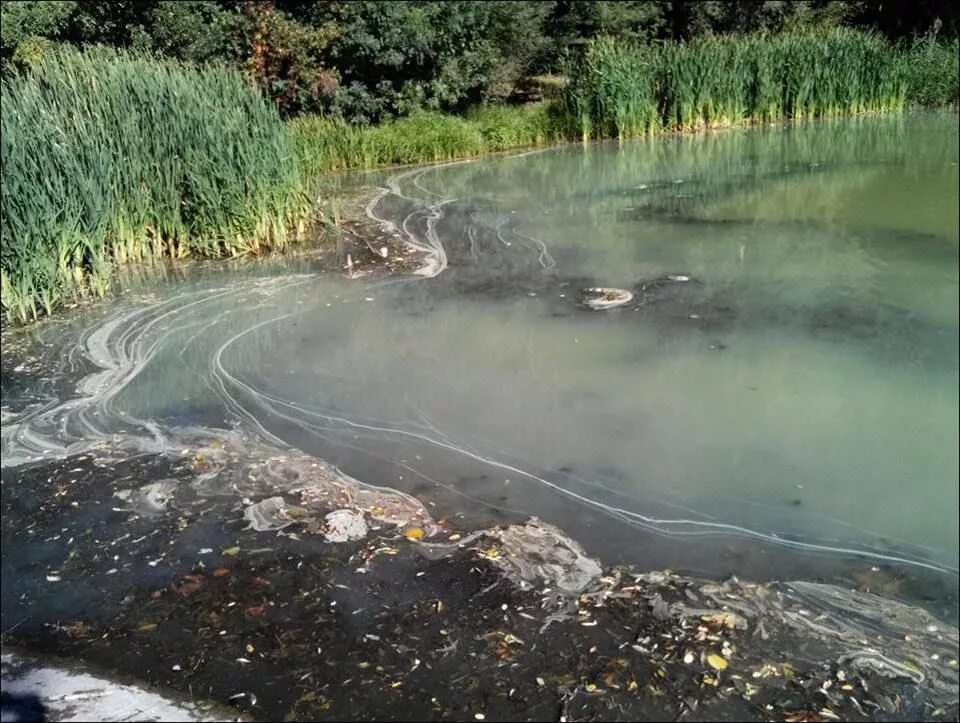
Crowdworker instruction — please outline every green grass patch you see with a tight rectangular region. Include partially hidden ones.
[289,103,566,177]
[1,47,311,324]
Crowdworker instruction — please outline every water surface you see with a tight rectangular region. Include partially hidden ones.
[4,113,958,587]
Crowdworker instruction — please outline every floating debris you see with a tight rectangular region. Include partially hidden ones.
[323,509,368,543]
[113,479,178,516]
[479,518,602,594]
[243,496,306,532]
[580,287,634,311]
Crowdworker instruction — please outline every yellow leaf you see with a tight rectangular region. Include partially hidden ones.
[137,622,157,631]
[707,653,728,671]
[370,506,386,516]
[701,612,743,629]
[246,643,255,653]
[404,527,424,540]
[222,546,240,556]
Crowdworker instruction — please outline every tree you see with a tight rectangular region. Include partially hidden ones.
[315,1,504,122]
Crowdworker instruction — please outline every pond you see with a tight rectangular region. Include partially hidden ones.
[3,113,958,596]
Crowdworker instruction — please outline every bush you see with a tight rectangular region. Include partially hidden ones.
[0,47,310,323]
[903,36,960,107]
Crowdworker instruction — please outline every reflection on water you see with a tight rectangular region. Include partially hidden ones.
[3,114,958,587]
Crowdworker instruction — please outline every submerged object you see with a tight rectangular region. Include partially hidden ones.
[580,287,634,310]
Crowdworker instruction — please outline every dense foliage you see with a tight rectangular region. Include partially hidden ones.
[2,1,957,121]
[0,48,309,323]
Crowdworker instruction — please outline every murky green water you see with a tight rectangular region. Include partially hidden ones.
[4,113,958,583]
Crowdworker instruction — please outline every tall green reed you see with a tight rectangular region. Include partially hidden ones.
[1,47,311,324]
[560,28,923,141]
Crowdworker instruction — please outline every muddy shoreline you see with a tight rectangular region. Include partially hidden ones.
[2,447,958,722]
[2,191,959,722]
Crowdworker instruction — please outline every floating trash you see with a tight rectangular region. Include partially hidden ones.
[481,518,602,594]
[243,496,306,532]
[323,509,368,543]
[580,287,634,311]
[113,479,178,516]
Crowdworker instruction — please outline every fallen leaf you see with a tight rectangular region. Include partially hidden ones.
[701,611,744,629]
[707,653,728,671]
[245,602,267,618]
[212,567,231,577]
[404,527,424,540]
[784,712,825,723]
[222,546,241,556]
[137,622,158,631]
[172,574,204,596]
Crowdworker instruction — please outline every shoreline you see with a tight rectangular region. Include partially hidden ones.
[2,442,957,722]
[3,107,957,333]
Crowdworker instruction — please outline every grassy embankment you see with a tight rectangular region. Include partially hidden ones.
[1,30,957,323]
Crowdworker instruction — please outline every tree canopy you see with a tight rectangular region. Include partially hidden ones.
[2,0,956,121]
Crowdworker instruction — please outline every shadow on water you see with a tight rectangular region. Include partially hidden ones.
[0,693,46,723]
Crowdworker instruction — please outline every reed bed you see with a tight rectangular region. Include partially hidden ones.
[1,48,310,323]
[560,28,920,139]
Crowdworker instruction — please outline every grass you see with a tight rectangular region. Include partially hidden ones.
[0,47,311,324]
[289,104,565,177]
